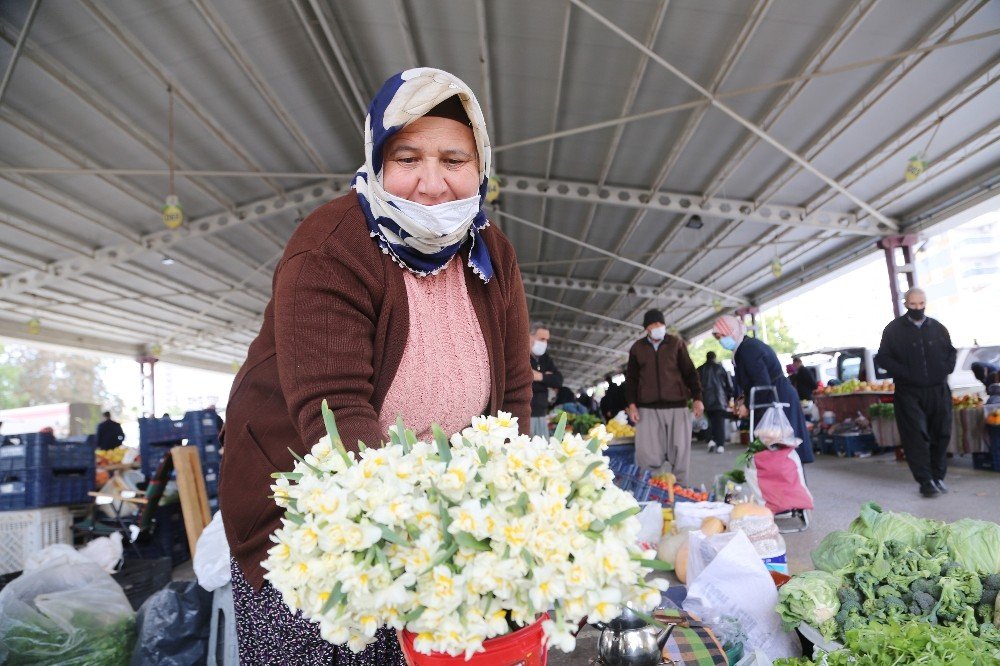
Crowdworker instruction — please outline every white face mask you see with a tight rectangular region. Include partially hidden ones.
[531,340,548,356]
[649,325,667,341]
[385,193,481,237]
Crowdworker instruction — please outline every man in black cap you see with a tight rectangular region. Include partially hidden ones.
[624,309,703,484]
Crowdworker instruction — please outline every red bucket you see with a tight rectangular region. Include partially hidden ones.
[400,614,549,666]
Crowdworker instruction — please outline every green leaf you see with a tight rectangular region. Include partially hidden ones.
[320,581,344,614]
[587,436,601,453]
[405,523,421,540]
[405,428,417,447]
[283,512,304,526]
[378,524,408,546]
[438,500,452,530]
[507,491,530,516]
[631,608,669,630]
[270,471,302,480]
[421,542,459,575]
[433,424,452,462]
[633,557,673,571]
[320,400,353,467]
[401,606,426,623]
[395,416,409,452]
[375,547,389,569]
[553,412,568,440]
[287,447,324,475]
[588,519,607,532]
[521,549,534,568]
[454,532,492,551]
[580,460,603,480]
[477,446,489,465]
[357,439,367,453]
[582,530,602,540]
[607,506,641,526]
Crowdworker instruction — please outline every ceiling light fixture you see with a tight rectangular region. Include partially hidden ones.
[685,215,704,230]
[161,255,175,266]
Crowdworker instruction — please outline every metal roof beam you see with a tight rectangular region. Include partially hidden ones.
[571,0,893,229]
[496,208,746,302]
[0,178,354,297]
[80,0,285,196]
[289,0,364,131]
[753,0,991,208]
[546,321,629,338]
[389,0,420,67]
[190,0,328,171]
[525,293,642,330]
[498,174,881,235]
[521,273,742,307]
[0,0,40,106]
[305,0,369,117]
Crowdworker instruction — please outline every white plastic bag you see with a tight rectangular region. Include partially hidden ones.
[754,405,800,446]
[634,501,663,547]
[79,533,124,573]
[683,530,801,661]
[193,511,231,592]
[0,559,135,664]
[673,501,733,531]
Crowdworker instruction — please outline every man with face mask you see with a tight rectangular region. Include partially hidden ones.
[529,322,563,437]
[876,288,957,498]
[624,309,703,484]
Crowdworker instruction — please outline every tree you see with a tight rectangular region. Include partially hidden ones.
[687,336,731,368]
[0,344,28,409]
[0,344,124,414]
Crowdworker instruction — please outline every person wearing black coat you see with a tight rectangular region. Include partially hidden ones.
[698,351,734,453]
[599,373,628,421]
[529,322,563,437]
[95,411,125,450]
[876,288,957,498]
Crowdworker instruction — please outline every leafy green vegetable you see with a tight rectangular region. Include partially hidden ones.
[776,570,842,639]
[811,530,871,574]
[927,518,1000,576]
[847,501,939,549]
[2,616,135,665]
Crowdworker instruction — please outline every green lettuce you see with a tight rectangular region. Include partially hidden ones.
[847,502,939,549]
[776,570,843,639]
[811,531,871,574]
[928,518,1000,575]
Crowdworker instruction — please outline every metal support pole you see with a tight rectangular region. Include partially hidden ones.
[0,0,42,107]
[138,355,158,417]
[877,235,920,317]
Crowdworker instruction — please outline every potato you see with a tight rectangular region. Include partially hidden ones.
[675,541,690,583]
[700,517,725,535]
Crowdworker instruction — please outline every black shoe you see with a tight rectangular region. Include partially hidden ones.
[933,479,949,493]
[919,482,940,498]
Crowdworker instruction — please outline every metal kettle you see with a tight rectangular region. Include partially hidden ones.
[593,607,675,666]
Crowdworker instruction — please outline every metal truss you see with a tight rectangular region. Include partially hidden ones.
[521,273,742,307]
[0,178,354,297]
[498,174,886,236]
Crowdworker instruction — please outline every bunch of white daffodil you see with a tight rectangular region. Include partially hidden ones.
[263,402,668,659]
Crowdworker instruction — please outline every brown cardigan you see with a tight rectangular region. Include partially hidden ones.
[219,193,533,590]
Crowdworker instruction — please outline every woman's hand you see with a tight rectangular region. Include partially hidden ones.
[737,404,749,418]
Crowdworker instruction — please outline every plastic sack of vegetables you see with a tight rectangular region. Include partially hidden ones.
[753,404,800,446]
[0,559,135,665]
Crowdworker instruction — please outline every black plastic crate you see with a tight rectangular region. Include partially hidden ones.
[112,557,173,610]
[972,448,1000,472]
[0,433,56,472]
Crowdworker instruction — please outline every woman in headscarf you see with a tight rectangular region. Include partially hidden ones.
[218,68,532,664]
[712,315,814,464]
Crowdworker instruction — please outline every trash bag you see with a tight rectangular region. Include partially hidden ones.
[130,581,213,666]
[753,405,799,446]
[0,559,135,665]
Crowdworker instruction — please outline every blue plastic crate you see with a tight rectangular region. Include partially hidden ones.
[138,417,185,446]
[44,469,93,505]
[833,433,877,457]
[0,468,47,510]
[183,411,219,440]
[139,441,174,478]
[203,462,220,498]
[0,432,56,472]
[47,440,97,471]
[604,443,635,469]
[126,503,190,567]
[191,435,221,466]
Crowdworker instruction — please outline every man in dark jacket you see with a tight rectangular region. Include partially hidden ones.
[625,309,703,484]
[791,357,817,401]
[95,411,125,450]
[529,322,562,437]
[599,372,628,421]
[876,288,957,498]
[698,351,733,453]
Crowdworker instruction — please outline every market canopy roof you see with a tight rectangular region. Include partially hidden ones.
[1,0,998,387]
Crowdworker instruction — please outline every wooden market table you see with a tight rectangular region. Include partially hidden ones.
[813,391,893,424]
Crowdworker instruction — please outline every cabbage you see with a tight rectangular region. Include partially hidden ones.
[775,570,843,638]
[847,502,939,549]
[928,518,1000,575]
[810,530,870,573]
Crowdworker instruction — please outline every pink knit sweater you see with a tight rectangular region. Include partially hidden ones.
[378,259,492,441]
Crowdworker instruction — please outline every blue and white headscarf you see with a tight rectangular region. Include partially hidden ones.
[353,68,494,282]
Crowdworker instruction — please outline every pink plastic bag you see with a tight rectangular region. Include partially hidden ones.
[745,448,813,514]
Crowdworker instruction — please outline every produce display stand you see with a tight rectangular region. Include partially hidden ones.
[813,391,893,424]
[949,407,986,455]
